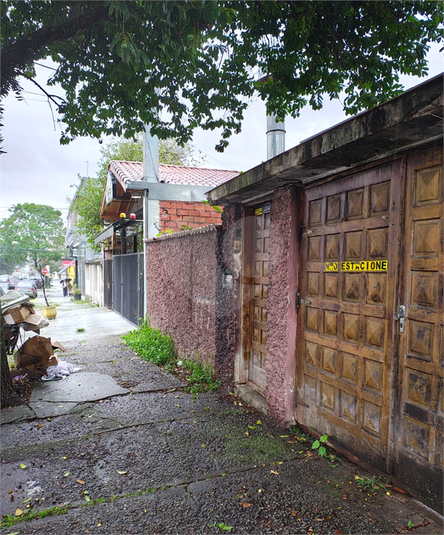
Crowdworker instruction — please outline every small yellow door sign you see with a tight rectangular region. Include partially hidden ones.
[325,260,388,272]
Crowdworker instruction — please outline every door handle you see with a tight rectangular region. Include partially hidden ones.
[394,305,406,333]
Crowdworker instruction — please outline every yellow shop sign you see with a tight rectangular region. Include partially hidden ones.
[324,260,388,272]
[341,260,388,272]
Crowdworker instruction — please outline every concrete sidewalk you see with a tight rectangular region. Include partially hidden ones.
[1,295,443,534]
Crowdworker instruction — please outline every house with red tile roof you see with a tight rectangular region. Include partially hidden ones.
[94,160,238,324]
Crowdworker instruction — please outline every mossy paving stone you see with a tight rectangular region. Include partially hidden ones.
[1,409,299,519]
[3,466,440,535]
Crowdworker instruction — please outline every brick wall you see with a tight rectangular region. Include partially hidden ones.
[159,201,222,232]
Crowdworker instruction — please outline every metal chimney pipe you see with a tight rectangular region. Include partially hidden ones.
[266,114,286,159]
[143,124,159,183]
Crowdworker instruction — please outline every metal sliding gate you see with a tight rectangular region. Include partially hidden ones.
[103,259,113,310]
[111,253,144,326]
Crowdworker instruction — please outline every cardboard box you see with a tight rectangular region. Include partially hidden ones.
[14,336,66,377]
[2,304,35,325]
[22,314,50,332]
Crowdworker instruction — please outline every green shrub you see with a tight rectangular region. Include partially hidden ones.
[122,319,176,366]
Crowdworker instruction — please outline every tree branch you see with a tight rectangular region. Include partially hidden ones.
[1,2,110,97]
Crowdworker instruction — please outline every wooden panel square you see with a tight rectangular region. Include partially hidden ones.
[343,313,360,343]
[324,310,338,337]
[340,391,358,424]
[366,273,387,304]
[262,284,269,299]
[370,181,390,215]
[345,231,362,259]
[403,416,429,459]
[261,307,268,322]
[325,234,340,260]
[261,329,267,346]
[320,381,336,412]
[413,220,441,257]
[324,273,339,299]
[322,347,337,375]
[408,320,434,357]
[342,352,358,384]
[255,215,263,230]
[365,317,385,349]
[343,273,361,302]
[406,370,432,408]
[411,272,439,308]
[263,260,269,277]
[255,238,262,253]
[307,272,320,296]
[415,166,442,206]
[327,194,341,222]
[368,228,388,259]
[304,374,317,401]
[306,307,320,333]
[309,199,323,227]
[264,212,270,229]
[253,327,261,343]
[346,188,364,220]
[252,349,261,365]
[254,261,262,277]
[253,305,260,321]
[254,284,261,299]
[308,236,321,261]
[305,341,318,368]
[362,401,381,437]
[264,237,269,253]
[363,359,382,392]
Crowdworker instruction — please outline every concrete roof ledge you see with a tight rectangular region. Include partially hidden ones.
[208,73,443,205]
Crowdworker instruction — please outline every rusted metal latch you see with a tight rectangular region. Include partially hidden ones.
[296,292,311,308]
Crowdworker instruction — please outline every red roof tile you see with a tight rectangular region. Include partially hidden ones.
[109,161,238,190]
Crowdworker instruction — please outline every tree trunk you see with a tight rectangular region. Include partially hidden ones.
[1,323,20,408]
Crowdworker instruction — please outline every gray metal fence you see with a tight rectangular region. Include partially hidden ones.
[112,253,144,326]
[104,259,113,310]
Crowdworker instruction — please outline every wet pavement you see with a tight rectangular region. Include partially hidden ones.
[1,287,443,534]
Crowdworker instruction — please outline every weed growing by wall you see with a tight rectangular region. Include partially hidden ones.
[122,319,176,366]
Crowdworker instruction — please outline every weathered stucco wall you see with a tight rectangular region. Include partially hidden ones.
[266,185,299,425]
[146,224,235,384]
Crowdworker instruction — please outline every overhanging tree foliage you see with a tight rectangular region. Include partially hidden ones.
[0,203,66,270]
[2,1,442,151]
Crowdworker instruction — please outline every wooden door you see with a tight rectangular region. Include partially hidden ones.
[248,203,270,395]
[394,147,443,510]
[296,162,401,469]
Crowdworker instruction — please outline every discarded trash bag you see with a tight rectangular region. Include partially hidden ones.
[14,336,66,378]
[42,360,81,381]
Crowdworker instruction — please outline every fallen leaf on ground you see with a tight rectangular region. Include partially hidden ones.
[240,502,253,508]
[15,509,23,516]
[116,470,127,475]
[19,463,27,469]
[76,479,85,485]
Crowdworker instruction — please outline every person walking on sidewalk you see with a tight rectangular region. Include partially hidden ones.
[61,279,68,297]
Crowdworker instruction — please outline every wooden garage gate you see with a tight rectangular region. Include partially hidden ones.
[296,145,443,509]
[247,203,270,396]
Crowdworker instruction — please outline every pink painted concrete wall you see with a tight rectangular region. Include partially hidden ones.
[266,185,300,425]
[145,222,236,384]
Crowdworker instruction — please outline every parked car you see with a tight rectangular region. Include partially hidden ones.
[29,276,44,289]
[9,274,20,289]
[0,274,9,291]
[15,279,38,299]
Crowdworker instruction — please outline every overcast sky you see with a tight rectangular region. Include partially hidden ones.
[0,43,442,222]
